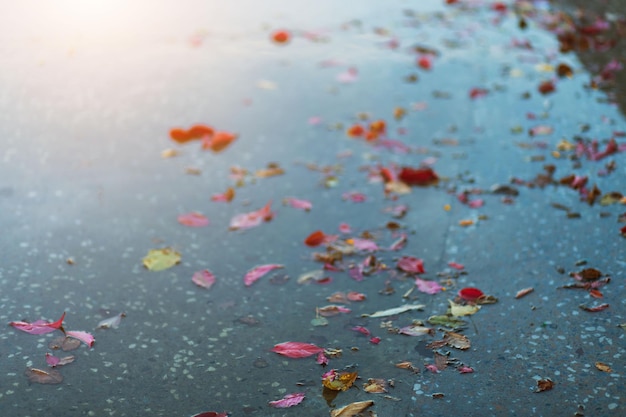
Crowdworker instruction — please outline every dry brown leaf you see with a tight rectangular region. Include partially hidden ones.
[363,378,387,393]
[444,331,471,350]
[330,400,375,417]
[595,362,613,373]
[535,378,554,393]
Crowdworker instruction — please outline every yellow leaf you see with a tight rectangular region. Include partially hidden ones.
[448,300,480,317]
[322,371,358,391]
[142,248,181,271]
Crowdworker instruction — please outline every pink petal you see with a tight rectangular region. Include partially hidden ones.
[271,341,323,358]
[397,256,425,274]
[351,238,378,252]
[342,191,367,202]
[65,330,95,347]
[177,212,210,227]
[9,312,66,335]
[316,352,329,365]
[244,264,284,287]
[369,336,381,344]
[192,270,216,289]
[389,234,407,251]
[425,364,439,373]
[351,326,371,336]
[448,261,464,270]
[45,353,60,367]
[268,392,306,408]
[283,197,312,211]
[415,278,443,295]
[458,365,474,373]
[229,201,274,230]
[338,223,352,233]
[336,67,358,83]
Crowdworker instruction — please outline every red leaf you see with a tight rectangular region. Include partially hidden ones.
[448,261,464,270]
[244,264,283,287]
[188,124,215,139]
[458,287,484,301]
[398,167,438,186]
[177,212,210,227]
[271,341,323,358]
[192,270,216,289]
[9,312,66,335]
[397,256,425,274]
[268,392,305,408]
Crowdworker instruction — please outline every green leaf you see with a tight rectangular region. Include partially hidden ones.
[142,248,181,271]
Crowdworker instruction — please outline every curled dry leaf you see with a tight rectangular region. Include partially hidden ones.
[330,400,374,417]
[535,378,554,393]
[25,367,63,384]
[363,378,387,393]
[448,300,481,317]
[322,369,358,391]
[515,287,534,299]
[443,331,471,350]
[595,362,613,373]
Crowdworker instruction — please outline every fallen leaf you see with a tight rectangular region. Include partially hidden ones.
[317,305,351,317]
[443,331,471,350]
[362,304,425,318]
[595,362,613,373]
[271,341,323,358]
[515,287,534,299]
[268,392,305,408]
[177,212,210,227]
[398,166,438,186]
[192,270,216,289]
[305,230,327,247]
[142,248,181,271]
[271,29,291,45]
[322,369,358,391]
[535,378,554,392]
[579,303,609,312]
[427,315,467,329]
[398,324,434,337]
[448,261,464,270]
[449,300,480,317]
[330,400,374,417]
[244,264,284,287]
[9,312,66,335]
[363,378,387,393]
[25,367,63,384]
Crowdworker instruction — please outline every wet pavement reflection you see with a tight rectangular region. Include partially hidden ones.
[0,1,624,416]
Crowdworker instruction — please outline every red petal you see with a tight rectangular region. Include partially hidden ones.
[397,256,425,274]
[187,124,214,139]
[271,341,323,358]
[458,287,484,301]
[398,167,438,186]
[304,230,326,247]
[9,312,66,335]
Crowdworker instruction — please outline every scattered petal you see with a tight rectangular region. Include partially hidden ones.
[97,312,126,329]
[229,201,274,230]
[269,392,305,408]
[283,197,312,211]
[65,330,95,347]
[9,312,66,335]
[271,341,323,358]
[271,29,291,45]
[211,187,235,202]
[458,287,484,301]
[415,278,443,295]
[244,264,284,287]
[192,270,217,289]
[177,212,210,227]
[45,353,75,368]
[397,256,425,274]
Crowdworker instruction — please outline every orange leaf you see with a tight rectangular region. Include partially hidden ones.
[188,124,215,139]
[170,128,192,144]
[203,131,237,153]
[305,230,326,247]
